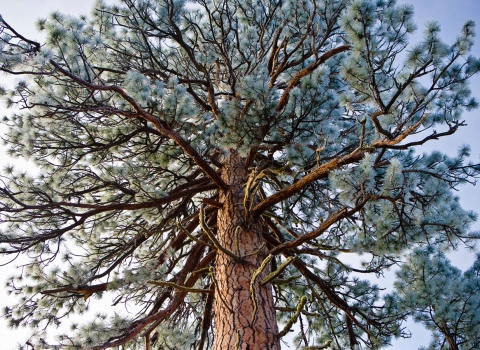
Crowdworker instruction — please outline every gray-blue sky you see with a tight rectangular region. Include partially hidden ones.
[0,0,479,348]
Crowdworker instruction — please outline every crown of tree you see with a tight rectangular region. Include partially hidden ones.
[1,0,480,349]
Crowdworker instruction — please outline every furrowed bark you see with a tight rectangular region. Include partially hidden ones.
[213,151,280,350]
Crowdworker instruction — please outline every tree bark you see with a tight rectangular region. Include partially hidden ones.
[213,151,280,350]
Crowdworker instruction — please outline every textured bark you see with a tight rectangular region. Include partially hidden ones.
[213,151,280,350]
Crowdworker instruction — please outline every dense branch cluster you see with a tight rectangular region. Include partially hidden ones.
[1,0,480,349]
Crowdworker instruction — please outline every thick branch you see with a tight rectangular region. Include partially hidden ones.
[275,45,350,113]
[1,182,216,214]
[40,283,109,300]
[91,249,216,349]
[268,196,373,255]
[251,150,364,217]
[0,18,40,53]
[381,122,462,150]
[254,107,435,217]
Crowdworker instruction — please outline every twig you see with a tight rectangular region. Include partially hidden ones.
[235,226,241,257]
[177,222,213,248]
[250,254,272,324]
[209,266,234,313]
[261,256,295,285]
[277,296,307,338]
[303,340,332,350]
[199,206,241,262]
[271,274,302,285]
[244,242,266,258]
[234,330,241,350]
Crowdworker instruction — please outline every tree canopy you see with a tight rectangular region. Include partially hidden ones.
[1,0,480,349]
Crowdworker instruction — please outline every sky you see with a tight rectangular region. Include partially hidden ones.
[0,0,479,349]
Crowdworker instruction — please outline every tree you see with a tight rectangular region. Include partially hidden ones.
[395,247,480,350]
[0,0,480,348]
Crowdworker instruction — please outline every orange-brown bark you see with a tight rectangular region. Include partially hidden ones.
[213,151,280,350]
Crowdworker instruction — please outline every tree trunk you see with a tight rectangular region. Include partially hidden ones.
[213,151,280,350]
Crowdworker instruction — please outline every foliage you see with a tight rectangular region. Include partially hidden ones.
[1,0,480,349]
[395,247,480,350]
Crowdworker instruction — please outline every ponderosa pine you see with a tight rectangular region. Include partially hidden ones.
[1,0,480,349]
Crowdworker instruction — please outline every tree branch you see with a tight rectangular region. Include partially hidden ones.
[49,60,228,191]
[251,150,364,217]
